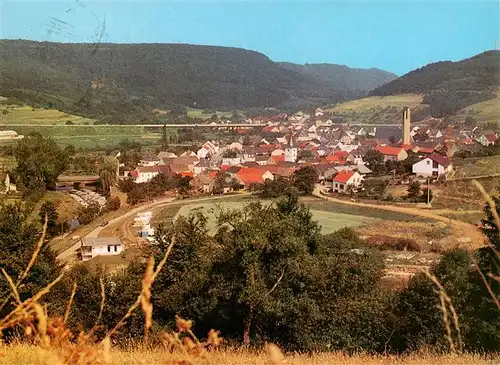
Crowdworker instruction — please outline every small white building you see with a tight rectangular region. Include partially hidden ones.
[135,166,159,183]
[196,147,211,159]
[0,173,16,194]
[332,171,363,194]
[412,154,452,177]
[80,237,123,261]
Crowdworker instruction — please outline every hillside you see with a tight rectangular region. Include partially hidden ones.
[0,40,394,123]
[457,87,500,123]
[279,62,397,93]
[324,94,429,124]
[369,51,500,117]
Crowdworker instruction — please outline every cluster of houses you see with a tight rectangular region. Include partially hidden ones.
[120,107,497,195]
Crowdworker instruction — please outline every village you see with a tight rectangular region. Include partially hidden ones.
[56,105,499,264]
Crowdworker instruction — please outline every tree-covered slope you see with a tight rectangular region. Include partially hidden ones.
[369,51,500,117]
[0,40,394,123]
[278,62,397,93]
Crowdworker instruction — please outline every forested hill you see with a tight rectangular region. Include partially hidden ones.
[0,40,393,123]
[369,50,500,117]
[278,62,397,93]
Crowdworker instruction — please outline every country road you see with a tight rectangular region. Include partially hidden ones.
[312,186,486,247]
[56,192,250,263]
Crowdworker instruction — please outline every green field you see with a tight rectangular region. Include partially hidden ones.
[186,107,234,120]
[0,105,96,125]
[325,94,427,124]
[457,89,500,123]
[452,155,500,178]
[174,200,379,234]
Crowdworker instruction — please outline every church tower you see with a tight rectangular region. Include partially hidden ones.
[284,135,298,162]
[402,107,411,145]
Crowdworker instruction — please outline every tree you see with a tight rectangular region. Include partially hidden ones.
[464,116,477,127]
[0,203,60,317]
[359,178,388,200]
[296,150,313,161]
[104,196,121,212]
[407,181,421,200]
[77,202,101,225]
[364,150,384,174]
[292,166,318,195]
[39,201,59,238]
[160,124,169,148]
[222,149,238,159]
[14,133,68,191]
[99,157,118,197]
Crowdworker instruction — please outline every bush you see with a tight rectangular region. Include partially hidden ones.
[104,196,121,212]
[395,238,421,252]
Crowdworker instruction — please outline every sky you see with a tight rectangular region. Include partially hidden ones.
[1,1,499,75]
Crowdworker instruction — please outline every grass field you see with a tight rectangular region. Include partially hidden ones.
[457,89,500,123]
[186,107,234,120]
[324,94,427,124]
[0,105,96,125]
[1,345,494,365]
[174,200,379,234]
[452,155,500,178]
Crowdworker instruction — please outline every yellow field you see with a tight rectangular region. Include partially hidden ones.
[326,94,424,113]
[324,94,426,124]
[0,344,494,365]
[458,89,500,123]
[0,105,95,125]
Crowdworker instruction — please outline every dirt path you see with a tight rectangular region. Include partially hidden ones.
[313,186,485,248]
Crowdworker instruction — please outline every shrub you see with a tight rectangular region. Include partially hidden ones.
[104,196,121,212]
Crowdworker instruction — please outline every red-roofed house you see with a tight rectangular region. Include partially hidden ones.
[374,146,408,162]
[331,171,363,193]
[236,167,274,187]
[412,154,452,177]
[477,133,497,146]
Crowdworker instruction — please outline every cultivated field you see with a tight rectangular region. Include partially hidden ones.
[325,94,427,124]
[457,88,500,123]
[174,200,379,234]
[0,105,95,125]
[452,155,500,178]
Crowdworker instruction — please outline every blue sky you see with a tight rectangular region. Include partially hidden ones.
[1,1,498,75]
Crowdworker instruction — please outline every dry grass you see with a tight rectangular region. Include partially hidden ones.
[0,345,495,365]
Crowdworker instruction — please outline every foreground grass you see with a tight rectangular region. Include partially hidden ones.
[1,345,496,365]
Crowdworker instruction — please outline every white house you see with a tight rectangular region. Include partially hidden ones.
[347,149,364,165]
[222,157,241,166]
[412,154,452,177]
[196,147,211,159]
[331,171,363,194]
[138,155,160,167]
[80,237,123,261]
[135,165,159,183]
[229,142,243,151]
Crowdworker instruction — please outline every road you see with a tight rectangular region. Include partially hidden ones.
[56,192,250,263]
[312,185,486,247]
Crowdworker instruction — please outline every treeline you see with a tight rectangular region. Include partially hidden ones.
[0,191,498,353]
[370,50,500,117]
[0,40,391,122]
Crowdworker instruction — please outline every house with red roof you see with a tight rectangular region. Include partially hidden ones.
[374,145,408,162]
[477,132,497,146]
[412,154,452,178]
[236,167,274,187]
[135,165,160,183]
[331,170,363,194]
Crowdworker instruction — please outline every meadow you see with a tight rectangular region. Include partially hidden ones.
[173,199,379,234]
[0,105,95,125]
[324,94,427,124]
[457,88,500,123]
[0,345,494,365]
